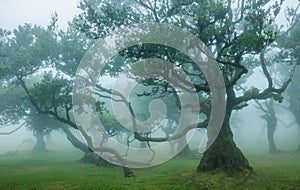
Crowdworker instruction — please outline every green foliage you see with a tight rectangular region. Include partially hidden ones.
[95,100,129,136]
[26,114,62,136]
[278,22,300,64]
[231,29,276,55]
[99,112,127,136]
[130,83,180,121]
[0,24,58,79]
[56,22,93,77]
[0,85,28,125]
[76,0,140,39]
[76,0,281,88]
[29,72,72,115]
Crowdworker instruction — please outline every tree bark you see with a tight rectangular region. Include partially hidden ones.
[267,128,277,153]
[62,126,90,153]
[267,125,277,154]
[32,131,47,152]
[266,99,278,154]
[124,167,136,177]
[197,113,252,174]
[197,87,252,174]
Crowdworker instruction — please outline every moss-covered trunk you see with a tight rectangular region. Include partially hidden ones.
[197,87,252,174]
[197,113,252,173]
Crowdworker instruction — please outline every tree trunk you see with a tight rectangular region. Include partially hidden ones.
[266,99,278,154]
[124,167,136,177]
[197,113,252,174]
[33,131,47,152]
[267,125,277,154]
[197,87,252,174]
[289,99,300,152]
[62,126,90,153]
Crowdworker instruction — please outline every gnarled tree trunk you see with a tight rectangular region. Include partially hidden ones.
[197,87,252,174]
[267,124,277,154]
[197,113,252,174]
[265,99,279,154]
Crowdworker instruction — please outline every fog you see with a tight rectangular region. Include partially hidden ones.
[0,125,84,153]
[1,71,299,156]
[232,102,300,154]
[0,0,81,30]
[0,0,300,188]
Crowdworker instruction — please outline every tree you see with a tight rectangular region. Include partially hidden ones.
[288,70,300,152]
[0,23,90,156]
[26,114,60,152]
[0,20,136,175]
[284,27,300,152]
[255,99,281,153]
[0,77,60,153]
[275,5,300,152]
[75,0,298,174]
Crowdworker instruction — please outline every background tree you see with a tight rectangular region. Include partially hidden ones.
[0,23,91,158]
[255,99,281,153]
[277,7,300,152]
[288,70,300,152]
[26,113,61,152]
[0,19,137,176]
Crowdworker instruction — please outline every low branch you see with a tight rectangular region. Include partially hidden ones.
[95,82,210,143]
[235,58,298,105]
[18,77,78,129]
[78,126,127,166]
[133,121,207,142]
[0,122,26,135]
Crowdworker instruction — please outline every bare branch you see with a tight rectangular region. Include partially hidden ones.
[0,122,26,135]
[235,62,297,104]
[283,3,300,35]
[233,0,245,24]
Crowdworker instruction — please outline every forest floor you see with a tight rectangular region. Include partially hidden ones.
[0,150,300,190]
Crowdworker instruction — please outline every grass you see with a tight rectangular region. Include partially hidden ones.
[0,151,300,190]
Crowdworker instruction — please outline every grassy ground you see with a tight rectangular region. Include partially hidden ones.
[0,151,300,190]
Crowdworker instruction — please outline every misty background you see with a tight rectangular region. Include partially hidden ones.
[0,0,299,156]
